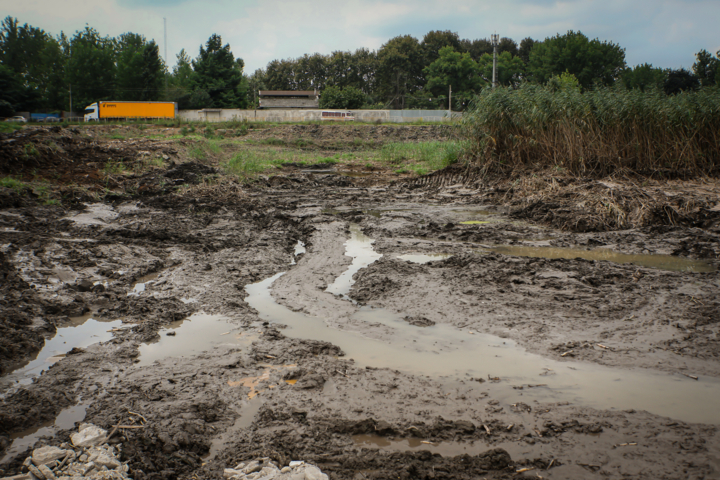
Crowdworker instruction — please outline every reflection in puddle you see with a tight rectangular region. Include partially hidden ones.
[245,226,720,425]
[353,435,488,457]
[397,254,452,264]
[136,314,253,366]
[204,397,263,462]
[1,315,124,391]
[0,403,89,464]
[290,240,306,265]
[128,271,160,296]
[484,245,715,273]
[325,224,382,298]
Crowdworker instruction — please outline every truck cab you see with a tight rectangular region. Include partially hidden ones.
[84,103,99,122]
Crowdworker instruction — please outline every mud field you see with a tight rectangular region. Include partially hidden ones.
[1,124,720,480]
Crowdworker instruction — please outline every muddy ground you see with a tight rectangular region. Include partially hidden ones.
[1,125,720,480]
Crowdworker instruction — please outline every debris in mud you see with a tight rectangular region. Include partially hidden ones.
[4,424,130,480]
[223,458,328,480]
[403,315,435,327]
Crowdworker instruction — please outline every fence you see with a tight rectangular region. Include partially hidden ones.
[177,109,460,123]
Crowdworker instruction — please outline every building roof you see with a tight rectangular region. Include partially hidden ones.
[259,90,317,97]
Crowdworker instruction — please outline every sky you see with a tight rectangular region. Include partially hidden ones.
[2,0,718,73]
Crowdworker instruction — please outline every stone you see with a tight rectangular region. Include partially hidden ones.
[242,461,262,474]
[288,461,304,468]
[92,454,120,470]
[76,279,93,292]
[303,465,328,480]
[71,425,107,447]
[32,447,66,466]
[223,469,242,478]
[26,465,44,480]
[36,466,56,480]
[281,467,291,473]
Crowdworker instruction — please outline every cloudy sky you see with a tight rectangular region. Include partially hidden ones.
[3,0,718,73]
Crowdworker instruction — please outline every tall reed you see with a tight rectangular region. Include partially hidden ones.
[460,85,720,177]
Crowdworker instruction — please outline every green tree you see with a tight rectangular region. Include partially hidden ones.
[421,30,462,65]
[65,26,116,110]
[165,49,195,109]
[497,37,518,57]
[664,68,699,95]
[527,30,626,89]
[265,58,297,90]
[459,38,492,61]
[377,35,424,109]
[477,51,525,87]
[319,85,365,109]
[246,68,266,107]
[621,63,666,91]
[424,46,484,104]
[0,64,29,114]
[115,34,164,101]
[692,49,719,87]
[547,71,581,92]
[518,37,536,63]
[191,33,248,108]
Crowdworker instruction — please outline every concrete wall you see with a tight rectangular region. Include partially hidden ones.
[259,98,319,109]
[178,109,458,123]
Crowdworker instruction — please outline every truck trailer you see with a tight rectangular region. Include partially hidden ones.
[83,101,176,121]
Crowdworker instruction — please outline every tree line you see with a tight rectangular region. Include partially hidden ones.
[1,15,718,116]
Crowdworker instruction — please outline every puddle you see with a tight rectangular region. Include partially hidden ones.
[397,254,453,264]
[128,271,160,296]
[353,435,488,457]
[290,240,306,265]
[245,226,720,425]
[65,203,118,226]
[484,245,715,273]
[204,397,263,462]
[136,314,254,366]
[1,315,124,391]
[325,224,382,298]
[0,403,89,464]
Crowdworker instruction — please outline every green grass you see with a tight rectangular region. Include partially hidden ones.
[378,141,465,174]
[103,161,125,175]
[0,123,22,134]
[0,176,26,191]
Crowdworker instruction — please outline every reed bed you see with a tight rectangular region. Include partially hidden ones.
[460,85,720,178]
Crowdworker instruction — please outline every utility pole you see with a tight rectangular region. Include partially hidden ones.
[164,18,168,89]
[491,33,499,89]
[448,85,452,118]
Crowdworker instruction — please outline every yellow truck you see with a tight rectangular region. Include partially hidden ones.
[83,101,176,121]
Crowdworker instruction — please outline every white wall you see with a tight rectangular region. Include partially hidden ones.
[178,109,458,123]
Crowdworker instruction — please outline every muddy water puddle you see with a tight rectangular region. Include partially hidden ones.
[483,245,715,273]
[245,225,720,425]
[136,314,256,366]
[1,315,125,392]
[353,435,488,457]
[128,271,161,295]
[0,403,89,464]
[397,253,452,264]
[325,224,382,298]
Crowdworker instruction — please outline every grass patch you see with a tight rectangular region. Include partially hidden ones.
[260,137,287,146]
[0,123,22,134]
[0,176,27,191]
[379,141,465,175]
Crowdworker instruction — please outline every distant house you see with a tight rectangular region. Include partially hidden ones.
[258,91,319,109]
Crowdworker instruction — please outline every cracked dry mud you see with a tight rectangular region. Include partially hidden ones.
[2,126,720,480]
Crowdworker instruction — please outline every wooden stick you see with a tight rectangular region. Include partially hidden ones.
[112,425,145,429]
[681,373,699,380]
[482,424,491,434]
[560,350,574,357]
[128,411,147,423]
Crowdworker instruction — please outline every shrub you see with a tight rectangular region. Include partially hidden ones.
[460,84,720,177]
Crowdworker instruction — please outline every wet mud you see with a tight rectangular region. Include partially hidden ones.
[1,125,720,480]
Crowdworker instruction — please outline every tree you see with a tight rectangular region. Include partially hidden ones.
[0,64,28,114]
[518,37,536,63]
[459,38,492,61]
[377,35,424,109]
[664,68,700,95]
[424,46,484,104]
[527,30,626,89]
[191,34,248,108]
[319,85,365,109]
[477,51,525,87]
[265,58,297,90]
[246,68,266,108]
[547,71,581,92]
[692,49,719,87]
[65,26,116,110]
[498,37,518,57]
[621,63,665,91]
[165,49,195,109]
[421,30,462,65]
